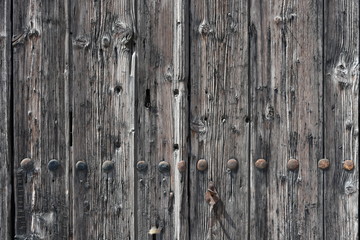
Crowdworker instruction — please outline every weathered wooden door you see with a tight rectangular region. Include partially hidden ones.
[0,0,358,239]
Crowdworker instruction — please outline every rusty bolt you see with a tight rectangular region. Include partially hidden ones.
[48,159,60,171]
[177,160,186,172]
[136,161,148,172]
[75,161,88,171]
[255,158,268,170]
[20,158,34,172]
[197,159,208,171]
[226,159,238,171]
[158,161,170,173]
[343,160,354,171]
[318,159,330,170]
[287,158,299,171]
[102,160,114,172]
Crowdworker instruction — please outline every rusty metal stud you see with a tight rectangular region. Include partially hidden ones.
[318,159,330,170]
[158,161,170,173]
[102,160,114,172]
[343,160,354,171]
[255,158,268,170]
[48,159,60,171]
[20,158,34,172]
[76,161,88,171]
[287,158,299,171]
[226,159,238,171]
[177,160,186,172]
[136,161,148,172]
[197,159,208,171]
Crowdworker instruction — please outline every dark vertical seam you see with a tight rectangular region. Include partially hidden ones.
[133,0,138,238]
[322,0,325,239]
[247,0,251,239]
[10,0,15,238]
[187,0,192,238]
[67,0,73,236]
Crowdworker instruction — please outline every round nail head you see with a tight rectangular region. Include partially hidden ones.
[255,159,268,170]
[136,161,148,172]
[226,159,238,171]
[48,159,60,171]
[102,161,114,172]
[343,160,354,171]
[158,161,170,173]
[318,159,330,170]
[287,158,299,171]
[76,161,88,171]
[20,158,34,172]
[177,160,186,172]
[197,159,208,171]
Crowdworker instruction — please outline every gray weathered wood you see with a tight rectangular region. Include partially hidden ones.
[0,0,12,239]
[12,0,70,238]
[249,0,324,239]
[324,0,359,239]
[189,0,249,238]
[70,0,136,239]
[135,0,189,239]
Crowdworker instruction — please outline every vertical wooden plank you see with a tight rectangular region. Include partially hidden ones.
[12,0,70,238]
[324,1,359,239]
[136,0,189,238]
[70,0,136,239]
[0,0,12,238]
[189,0,249,239]
[249,0,323,239]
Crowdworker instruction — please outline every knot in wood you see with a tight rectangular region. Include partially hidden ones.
[287,158,299,171]
[343,160,354,171]
[318,159,330,170]
[255,158,268,170]
[20,158,34,172]
[197,159,208,171]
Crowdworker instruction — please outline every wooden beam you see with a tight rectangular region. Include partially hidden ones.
[135,0,190,238]
[250,0,324,238]
[324,0,359,238]
[0,0,12,238]
[12,0,70,238]
[189,0,250,238]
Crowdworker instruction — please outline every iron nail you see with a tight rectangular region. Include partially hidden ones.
[287,158,299,171]
[226,159,238,171]
[20,158,34,172]
[48,159,60,171]
[255,158,268,170]
[102,160,114,172]
[197,159,208,171]
[136,161,148,172]
[343,160,354,171]
[158,161,170,173]
[177,160,186,172]
[76,161,88,171]
[318,159,330,170]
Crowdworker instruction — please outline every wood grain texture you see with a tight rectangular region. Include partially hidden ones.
[249,0,324,239]
[0,0,12,238]
[189,0,249,239]
[135,0,189,239]
[12,0,70,238]
[70,0,136,239]
[324,0,359,239]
